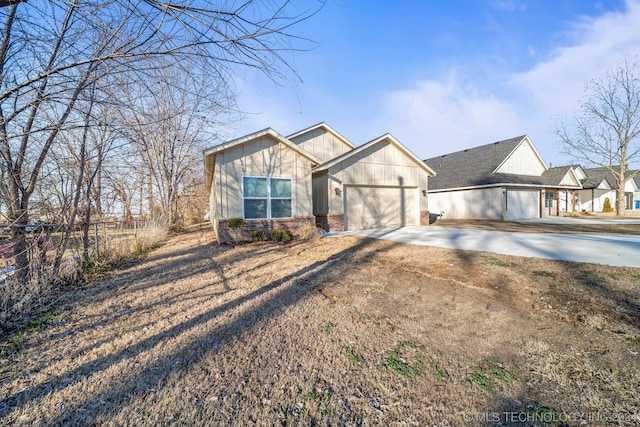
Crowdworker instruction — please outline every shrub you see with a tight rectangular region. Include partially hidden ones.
[297,222,323,240]
[269,229,282,241]
[603,198,614,213]
[252,228,266,242]
[227,218,245,243]
[281,229,292,242]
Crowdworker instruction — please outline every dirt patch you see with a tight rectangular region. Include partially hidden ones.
[1,224,639,426]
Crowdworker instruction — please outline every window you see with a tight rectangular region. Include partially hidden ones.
[243,177,292,219]
[544,191,555,208]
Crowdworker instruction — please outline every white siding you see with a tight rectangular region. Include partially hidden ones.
[507,190,539,220]
[576,189,616,212]
[496,139,546,176]
[429,188,505,220]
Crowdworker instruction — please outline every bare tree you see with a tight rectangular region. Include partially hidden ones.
[0,1,320,282]
[118,59,228,225]
[557,57,640,215]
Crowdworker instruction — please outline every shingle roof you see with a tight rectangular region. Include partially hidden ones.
[424,136,525,190]
[580,167,613,189]
[569,166,640,189]
[424,137,583,191]
[541,166,578,187]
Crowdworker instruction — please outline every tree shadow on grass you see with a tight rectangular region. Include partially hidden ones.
[0,235,399,425]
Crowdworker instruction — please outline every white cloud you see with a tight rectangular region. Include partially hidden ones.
[381,76,525,158]
[380,0,640,162]
[512,0,640,115]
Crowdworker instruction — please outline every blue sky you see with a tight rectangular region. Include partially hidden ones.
[231,0,640,165]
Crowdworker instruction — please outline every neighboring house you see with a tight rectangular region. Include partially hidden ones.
[573,166,640,212]
[424,135,582,220]
[204,123,435,242]
[635,176,640,210]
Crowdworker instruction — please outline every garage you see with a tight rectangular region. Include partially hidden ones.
[344,186,418,230]
[506,189,539,220]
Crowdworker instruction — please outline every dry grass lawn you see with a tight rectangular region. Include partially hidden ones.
[1,223,639,426]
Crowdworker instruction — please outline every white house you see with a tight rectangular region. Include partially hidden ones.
[424,135,582,220]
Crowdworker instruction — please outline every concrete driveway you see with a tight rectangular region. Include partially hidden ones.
[330,225,640,268]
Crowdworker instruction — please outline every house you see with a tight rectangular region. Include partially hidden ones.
[204,123,435,242]
[573,166,640,212]
[424,135,582,220]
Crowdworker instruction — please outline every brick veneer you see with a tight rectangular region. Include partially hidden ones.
[315,214,345,232]
[420,210,430,225]
[216,216,316,243]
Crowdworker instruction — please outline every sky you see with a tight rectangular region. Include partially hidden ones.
[230,0,640,166]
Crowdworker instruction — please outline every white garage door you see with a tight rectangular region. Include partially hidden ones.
[507,190,539,220]
[345,186,418,231]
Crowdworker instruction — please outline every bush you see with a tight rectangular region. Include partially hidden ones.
[252,228,266,242]
[297,222,323,240]
[269,229,282,241]
[603,198,614,213]
[281,229,292,242]
[227,218,246,243]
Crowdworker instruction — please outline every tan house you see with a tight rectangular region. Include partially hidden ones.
[204,123,435,242]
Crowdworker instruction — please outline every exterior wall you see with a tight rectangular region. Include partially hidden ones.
[289,128,353,163]
[576,189,615,212]
[212,135,314,220]
[326,140,429,216]
[558,190,578,213]
[559,172,579,186]
[420,210,430,225]
[216,216,316,243]
[315,214,344,232]
[429,188,505,220]
[496,139,546,176]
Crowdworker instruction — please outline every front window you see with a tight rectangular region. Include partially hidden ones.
[243,177,292,219]
[545,191,555,208]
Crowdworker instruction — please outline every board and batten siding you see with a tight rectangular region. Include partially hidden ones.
[495,139,546,176]
[214,135,314,219]
[429,188,505,220]
[326,140,428,216]
[289,128,353,163]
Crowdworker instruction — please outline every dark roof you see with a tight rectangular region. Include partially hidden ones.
[424,137,582,191]
[580,166,632,189]
[580,167,613,189]
[424,136,526,190]
[541,166,577,187]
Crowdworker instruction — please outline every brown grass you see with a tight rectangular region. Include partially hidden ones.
[0,224,639,426]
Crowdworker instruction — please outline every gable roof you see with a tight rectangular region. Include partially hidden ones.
[287,122,356,150]
[578,166,638,190]
[204,128,323,195]
[541,166,582,188]
[313,133,436,176]
[424,136,583,192]
[425,135,551,191]
[203,127,322,165]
